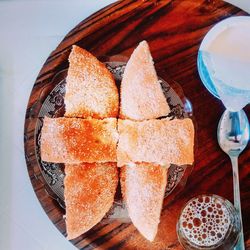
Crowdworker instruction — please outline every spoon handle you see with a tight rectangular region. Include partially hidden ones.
[231,156,245,250]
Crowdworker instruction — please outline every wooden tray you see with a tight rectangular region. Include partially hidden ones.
[24,1,250,249]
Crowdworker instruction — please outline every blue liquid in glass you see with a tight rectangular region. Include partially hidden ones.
[197,50,250,111]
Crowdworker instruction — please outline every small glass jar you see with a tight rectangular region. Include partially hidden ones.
[177,194,241,250]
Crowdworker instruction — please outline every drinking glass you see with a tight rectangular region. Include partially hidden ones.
[177,194,241,250]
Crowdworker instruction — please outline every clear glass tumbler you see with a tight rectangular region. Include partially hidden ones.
[177,194,241,250]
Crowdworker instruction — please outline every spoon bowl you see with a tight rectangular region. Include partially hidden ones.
[217,110,249,156]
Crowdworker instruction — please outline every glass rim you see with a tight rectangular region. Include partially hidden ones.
[176,194,241,250]
[197,51,219,99]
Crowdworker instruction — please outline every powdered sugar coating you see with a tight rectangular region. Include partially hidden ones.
[117,118,194,167]
[64,162,118,240]
[120,163,168,241]
[120,41,170,120]
[41,117,118,163]
[65,45,119,118]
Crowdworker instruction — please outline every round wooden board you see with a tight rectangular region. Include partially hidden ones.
[24,1,250,249]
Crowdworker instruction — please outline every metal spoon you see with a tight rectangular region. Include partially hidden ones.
[217,109,249,250]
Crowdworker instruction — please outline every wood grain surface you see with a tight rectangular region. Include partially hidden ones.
[24,0,250,249]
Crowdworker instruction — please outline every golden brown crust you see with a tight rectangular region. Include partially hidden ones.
[41,117,118,163]
[120,163,168,241]
[39,43,196,242]
[117,118,194,167]
[65,45,119,119]
[120,41,170,120]
[64,162,118,240]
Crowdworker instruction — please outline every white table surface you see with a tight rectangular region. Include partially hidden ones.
[0,1,249,250]
[0,1,115,249]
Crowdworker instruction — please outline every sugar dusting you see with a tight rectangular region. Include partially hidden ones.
[117,118,194,167]
[120,40,170,120]
[64,162,118,239]
[65,45,118,118]
[121,163,168,241]
[40,42,196,242]
[40,117,118,163]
